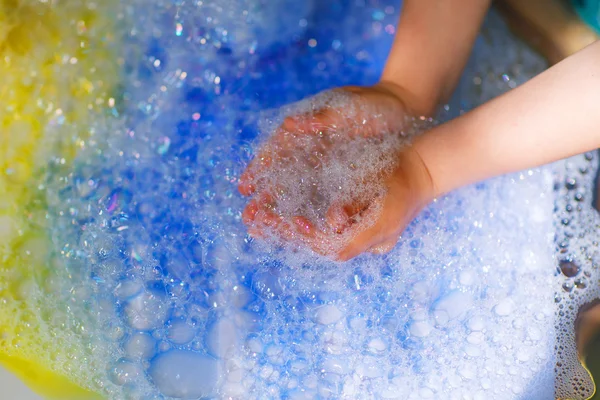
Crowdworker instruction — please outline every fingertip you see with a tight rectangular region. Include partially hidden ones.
[326,204,349,233]
[238,182,255,196]
[259,210,282,227]
[259,192,276,208]
[242,201,259,225]
[279,221,296,241]
[282,116,302,131]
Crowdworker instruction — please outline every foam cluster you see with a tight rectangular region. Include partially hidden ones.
[0,1,122,397]
[551,153,600,399]
[2,1,599,400]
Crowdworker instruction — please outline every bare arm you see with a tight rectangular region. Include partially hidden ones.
[380,0,492,116]
[415,40,600,197]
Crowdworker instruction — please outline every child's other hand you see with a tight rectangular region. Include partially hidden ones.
[238,83,434,261]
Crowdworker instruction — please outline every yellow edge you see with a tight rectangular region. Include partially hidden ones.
[0,354,103,400]
[580,356,597,400]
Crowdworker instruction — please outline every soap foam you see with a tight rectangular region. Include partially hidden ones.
[8,2,597,400]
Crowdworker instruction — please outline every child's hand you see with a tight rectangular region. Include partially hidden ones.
[333,147,433,261]
[238,83,434,261]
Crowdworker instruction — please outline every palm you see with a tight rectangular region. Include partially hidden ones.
[238,85,432,260]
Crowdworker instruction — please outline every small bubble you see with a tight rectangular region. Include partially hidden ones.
[559,260,579,277]
[562,282,574,292]
[574,278,587,289]
[565,178,578,190]
[109,359,141,386]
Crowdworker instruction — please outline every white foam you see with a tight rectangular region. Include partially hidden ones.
[314,304,343,326]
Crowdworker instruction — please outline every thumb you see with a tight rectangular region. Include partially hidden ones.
[282,108,345,136]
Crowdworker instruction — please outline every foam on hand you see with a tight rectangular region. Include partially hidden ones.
[246,90,428,256]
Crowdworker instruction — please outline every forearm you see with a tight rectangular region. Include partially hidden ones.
[381,0,491,116]
[415,40,600,197]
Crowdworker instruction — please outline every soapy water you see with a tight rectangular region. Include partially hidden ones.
[4,1,600,399]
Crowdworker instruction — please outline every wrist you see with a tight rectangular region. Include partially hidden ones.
[376,78,441,118]
[411,117,470,198]
[392,144,436,211]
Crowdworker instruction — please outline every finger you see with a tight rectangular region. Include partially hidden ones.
[337,222,385,262]
[253,214,310,244]
[243,191,279,236]
[238,179,255,197]
[248,209,281,240]
[242,200,259,225]
[258,208,280,227]
[326,203,349,233]
[287,215,334,256]
[240,107,346,195]
[238,152,273,195]
[239,121,307,194]
[367,237,398,255]
[258,192,276,210]
[293,216,316,237]
[278,220,297,241]
[282,110,343,135]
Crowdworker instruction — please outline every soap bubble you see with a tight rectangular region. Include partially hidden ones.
[148,350,221,399]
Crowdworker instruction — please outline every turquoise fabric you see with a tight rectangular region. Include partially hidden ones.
[572,0,600,33]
